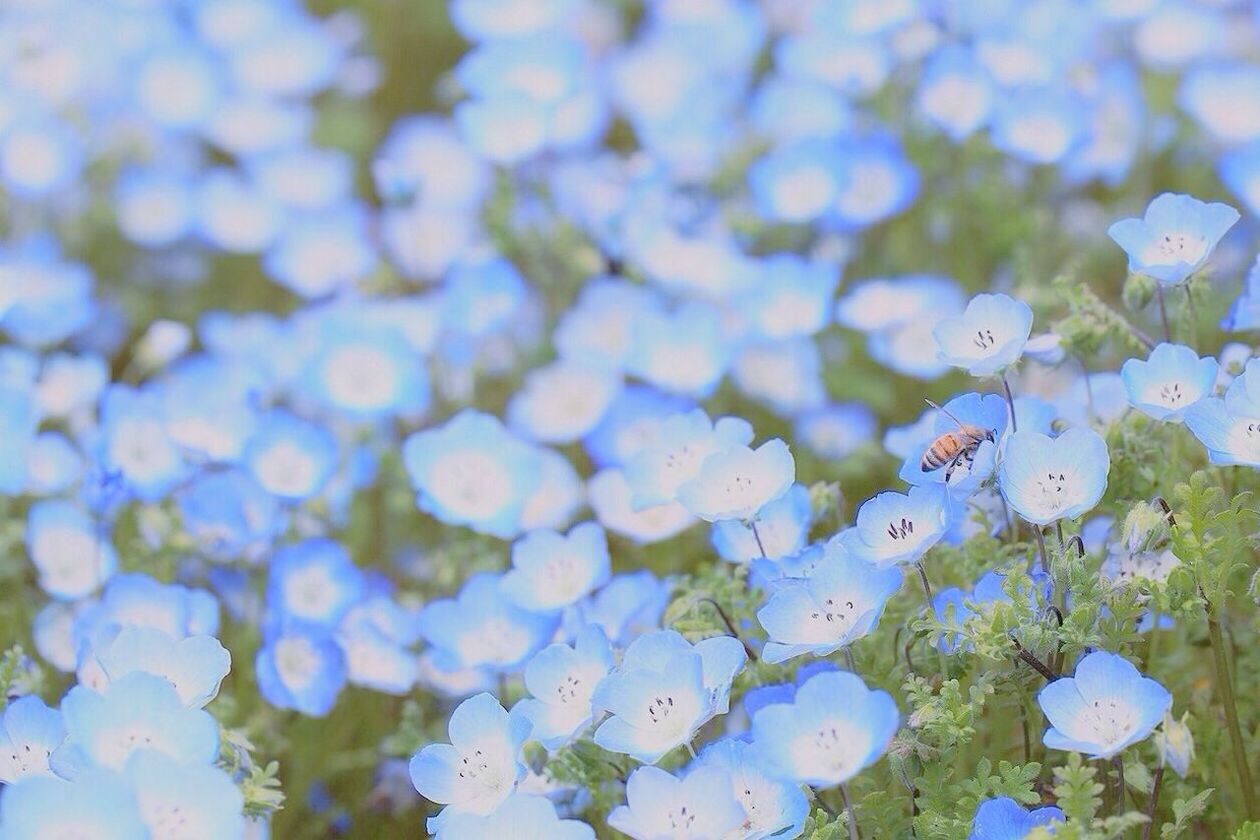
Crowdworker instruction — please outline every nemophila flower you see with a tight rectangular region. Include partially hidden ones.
[0,387,41,492]
[934,293,1034,377]
[998,428,1110,526]
[78,626,230,708]
[255,624,347,716]
[0,696,64,783]
[301,322,428,419]
[25,499,116,600]
[844,484,952,567]
[243,409,337,501]
[517,446,584,533]
[1059,371,1130,428]
[750,75,852,144]
[829,135,919,228]
[52,673,219,776]
[933,569,1050,654]
[748,139,844,223]
[1108,193,1240,286]
[968,796,1064,840]
[502,522,610,613]
[409,693,531,822]
[625,410,753,509]
[737,254,838,339]
[72,573,220,654]
[1185,400,1260,467]
[1038,650,1171,759]
[1221,257,1260,332]
[795,402,877,460]
[555,281,664,372]
[588,468,696,545]
[897,392,1007,495]
[1120,343,1217,423]
[97,385,184,502]
[758,549,902,664]
[607,765,745,840]
[1177,63,1260,146]
[626,303,733,399]
[711,483,811,564]
[266,538,365,628]
[591,630,746,763]
[0,118,83,199]
[581,385,692,470]
[750,670,899,787]
[1224,358,1260,416]
[403,410,541,539]
[916,46,994,142]
[506,360,622,444]
[337,599,423,696]
[418,573,558,673]
[176,468,282,561]
[1219,142,1260,219]
[990,88,1086,165]
[194,167,284,253]
[435,793,595,840]
[35,352,108,419]
[0,246,95,349]
[373,115,490,209]
[1154,712,1195,777]
[518,624,613,750]
[124,750,245,839]
[695,737,810,840]
[676,439,795,523]
[0,770,146,840]
[567,571,669,646]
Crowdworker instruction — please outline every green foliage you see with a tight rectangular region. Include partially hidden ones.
[221,728,286,818]
[1052,275,1154,361]
[1160,789,1214,839]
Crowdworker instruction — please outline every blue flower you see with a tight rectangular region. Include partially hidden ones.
[1219,141,1260,219]
[125,751,245,838]
[300,319,428,419]
[588,468,696,545]
[933,569,1051,654]
[52,673,219,775]
[897,392,1008,495]
[243,409,338,501]
[83,626,230,708]
[828,135,919,228]
[607,765,745,840]
[1221,256,1260,332]
[581,385,692,470]
[1038,650,1171,758]
[266,538,365,629]
[97,385,185,502]
[1120,343,1218,422]
[998,428,1110,526]
[626,303,733,398]
[403,410,542,539]
[844,484,952,567]
[0,696,64,783]
[506,360,622,445]
[916,46,993,141]
[968,796,1064,839]
[502,522,611,613]
[567,571,669,646]
[25,500,116,601]
[624,409,753,509]
[934,293,1034,377]
[176,469,282,561]
[1185,358,1260,466]
[518,624,613,750]
[591,630,746,763]
[418,573,558,673]
[794,403,878,461]
[0,383,38,494]
[738,254,839,339]
[694,737,810,840]
[1108,193,1240,286]
[751,670,899,787]
[435,793,595,840]
[409,693,531,821]
[0,770,146,840]
[711,483,811,563]
[677,438,795,523]
[990,88,1086,165]
[749,139,844,223]
[255,624,347,716]
[758,549,903,664]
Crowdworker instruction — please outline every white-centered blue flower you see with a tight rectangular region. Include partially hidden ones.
[758,550,903,664]
[1120,343,1217,422]
[933,293,1034,377]
[502,522,610,613]
[968,796,1065,840]
[1038,650,1171,759]
[843,484,952,567]
[750,670,899,788]
[676,439,795,523]
[435,792,595,840]
[624,409,753,509]
[1108,193,1240,286]
[517,625,613,750]
[409,693,532,823]
[591,630,746,764]
[998,428,1110,526]
[694,737,810,840]
[607,765,745,840]
[0,696,64,784]
[78,626,230,708]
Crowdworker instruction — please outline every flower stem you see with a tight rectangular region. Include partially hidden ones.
[1156,286,1171,343]
[1142,765,1164,840]
[1032,525,1050,577]
[1001,374,1018,433]
[917,561,949,678]
[750,520,768,559]
[1206,606,1258,819]
[839,783,860,840]
[1113,755,1126,816]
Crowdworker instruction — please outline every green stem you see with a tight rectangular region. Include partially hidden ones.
[839,783,860,840]
[1113,756,1126,816]
[1207,606,1258,819]
[917,561,949,679]
[1142,766,1163,840]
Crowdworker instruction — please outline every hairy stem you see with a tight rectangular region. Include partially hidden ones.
[1001,374,1018,433]
[1206,606,1258,819]
[1142,766,1163,840]
[839,783,860,840]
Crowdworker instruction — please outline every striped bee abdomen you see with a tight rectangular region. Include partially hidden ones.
[920,434,962,471]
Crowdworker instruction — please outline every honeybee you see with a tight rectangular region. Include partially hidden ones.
[920,400,996,482]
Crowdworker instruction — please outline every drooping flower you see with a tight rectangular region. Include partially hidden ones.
[1108,192,1240,286]
[1038,650,1171,759]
